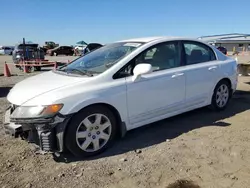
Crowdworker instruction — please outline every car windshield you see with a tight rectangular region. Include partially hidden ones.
[58,41,144,76]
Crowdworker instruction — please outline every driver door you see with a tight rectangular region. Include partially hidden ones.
[125,41,186,127]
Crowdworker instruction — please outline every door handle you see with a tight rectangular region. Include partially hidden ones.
[208,66,217,70]
[172,73,184,78]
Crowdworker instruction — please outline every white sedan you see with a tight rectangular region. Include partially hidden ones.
[4,36,238,157]
[74,45,87,51]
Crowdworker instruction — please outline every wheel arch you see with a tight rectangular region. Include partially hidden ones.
[61,102,127,152]
[80,103,126,136]
[214,77,232,92]
[210,77,233,104]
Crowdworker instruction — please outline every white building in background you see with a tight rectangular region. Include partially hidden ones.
[198,33,250,53]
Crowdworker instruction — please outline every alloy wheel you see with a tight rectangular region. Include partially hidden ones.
[76,113,112,152]
[216,84,229,108]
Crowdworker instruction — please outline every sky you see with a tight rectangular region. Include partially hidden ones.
[1,0,250,46]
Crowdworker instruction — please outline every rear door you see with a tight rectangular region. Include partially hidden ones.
[181,40,219,107]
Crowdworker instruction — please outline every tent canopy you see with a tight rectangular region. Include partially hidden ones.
[76,40,88,45]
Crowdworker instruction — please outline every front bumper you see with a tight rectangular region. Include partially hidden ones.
[3,106,73,153]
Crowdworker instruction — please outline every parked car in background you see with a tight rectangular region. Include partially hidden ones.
[47,46,74,56]
[0,46,14,55]
[74,45,87,56]
[4,36,238,157]
[12,43,45,64]
[75,40,88,51]
[81,43,103,55]
[217,46,227,55]
[75,44,87,51]
[42,41,59,54]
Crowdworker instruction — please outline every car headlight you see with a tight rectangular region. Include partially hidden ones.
[11,104,63,119]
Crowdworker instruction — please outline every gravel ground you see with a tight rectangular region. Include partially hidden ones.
[0,56,250,188]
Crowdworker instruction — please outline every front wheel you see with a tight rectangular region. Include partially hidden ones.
[210,80,231,111]
[65,105,117,157]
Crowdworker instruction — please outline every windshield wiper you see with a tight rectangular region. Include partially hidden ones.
[66,68,93,77]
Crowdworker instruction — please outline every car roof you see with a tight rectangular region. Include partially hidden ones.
[117,36,197,43]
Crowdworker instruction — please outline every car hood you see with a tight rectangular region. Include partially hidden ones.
[7,71,90,105]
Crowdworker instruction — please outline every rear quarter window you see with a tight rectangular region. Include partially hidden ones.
[213,46,228,61]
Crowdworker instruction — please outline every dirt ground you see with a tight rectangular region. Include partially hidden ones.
[0,55,250,188]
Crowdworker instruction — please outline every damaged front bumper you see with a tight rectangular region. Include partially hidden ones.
[3,105,73,153]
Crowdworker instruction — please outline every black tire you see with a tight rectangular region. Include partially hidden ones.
[27,66,35,73]
[34,67,41,71]
[65,105,118,157]
[209,80,231,111]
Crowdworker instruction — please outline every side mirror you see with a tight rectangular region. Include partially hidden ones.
[132,63,153,82]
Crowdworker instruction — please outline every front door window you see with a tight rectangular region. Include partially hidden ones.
[134,41,181,71]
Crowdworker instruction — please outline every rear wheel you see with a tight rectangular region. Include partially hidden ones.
[65,105,117,157]
[28,66,35,73]
[210,80,231,111]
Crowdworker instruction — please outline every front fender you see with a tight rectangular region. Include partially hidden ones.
[59,94,128,125]
[61,96,109,114]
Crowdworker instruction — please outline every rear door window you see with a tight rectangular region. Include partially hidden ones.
[182,41,216,65]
